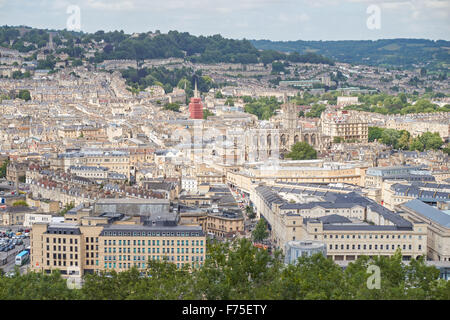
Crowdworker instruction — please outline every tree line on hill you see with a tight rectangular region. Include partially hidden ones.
[251,38,450,71]
[0,26,333,66]
[121,67,216,97]
[345,93,450,115]
[0,239,448,300]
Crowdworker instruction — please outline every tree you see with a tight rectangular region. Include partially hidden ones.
[286,142,317,160]
[59,202,75,216]
[245,206,256,219]
[380,129,401,148]
[12,200,28,207]
[419,132,444,150]
[215,91,223,99]
[17,90,31,101]
[72,59,83,67]
[443,145,450,155]
[224,97,234,106]
[163,102,180,112]
[305,104,326,118]
[410,138,424,152]
[252,218,269,242]
[244,96,281,120]
[194,238,283,299]
[397,131,411,150]
[0,159,9,178]
[279,253,347,299]
[333,137,343,143]
[203,109,215,120]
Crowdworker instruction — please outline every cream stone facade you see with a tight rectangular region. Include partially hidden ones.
[400,200,450,262]
[251,184,428,261]
[30,219,206,277]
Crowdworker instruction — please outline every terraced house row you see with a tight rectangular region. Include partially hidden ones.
[251,182,428,262]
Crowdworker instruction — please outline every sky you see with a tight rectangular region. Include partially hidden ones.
[0,0,449,41]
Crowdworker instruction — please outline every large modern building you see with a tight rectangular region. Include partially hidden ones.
[251,182,428,262]
[400,199,450,262]
[30,214,206,277]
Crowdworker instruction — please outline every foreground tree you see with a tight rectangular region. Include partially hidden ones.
[194,239,283,299]
[252,218,269,242]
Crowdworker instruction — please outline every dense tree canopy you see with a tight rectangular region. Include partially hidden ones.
[17,90,31,101]
[252,219,269,243]
[369,127,444,152]
[286,142,318,160]
[244,96,281,120]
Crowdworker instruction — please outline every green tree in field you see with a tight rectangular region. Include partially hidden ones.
[252,218,269,243]
[286,142,317,160]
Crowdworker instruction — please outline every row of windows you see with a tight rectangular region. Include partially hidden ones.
[323,234,422,240]
[104,247,204,254]
[47,238,78,244]
[104,239,204,246]
[104,255,204,262]
[103,262,202,269]
[46,260,78,266]
[102,231,201,237]
[329,244,422,251]
[47,245,78,252]
[47,253,78,260]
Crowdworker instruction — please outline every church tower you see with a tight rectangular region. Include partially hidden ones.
[281,99,298,131]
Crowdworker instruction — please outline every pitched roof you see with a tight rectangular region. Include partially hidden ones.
[403,199,450,228]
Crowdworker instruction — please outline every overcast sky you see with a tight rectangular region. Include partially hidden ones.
[1,0,449,41]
